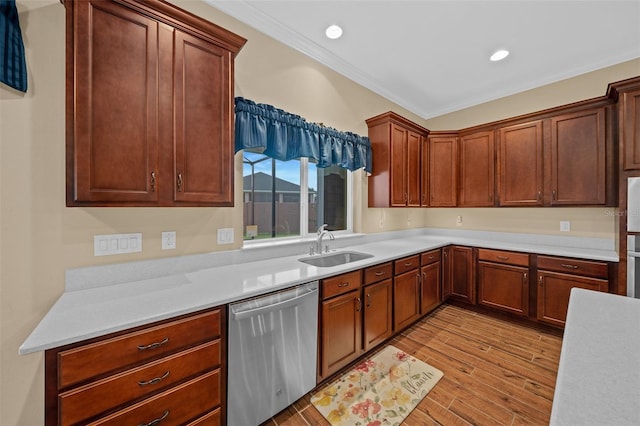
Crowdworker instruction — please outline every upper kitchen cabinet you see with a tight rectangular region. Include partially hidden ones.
[367,112,428,207]
[614,80,640,171]
[65,0,246,207]
[497,120,544,206]
[428,132,458,207]
[548,107,609,205]
[458,130,495,207]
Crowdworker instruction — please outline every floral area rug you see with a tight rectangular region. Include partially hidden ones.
[311,345,443,426]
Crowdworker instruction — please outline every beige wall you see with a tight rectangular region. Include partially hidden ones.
[1,0,638,423]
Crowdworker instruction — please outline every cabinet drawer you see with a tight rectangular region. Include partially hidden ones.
[421,249,441,266]
[394,255,420,275]
[58,309,221,389]
[478,249,529,267]
[363,262,393,285]
[537,256,608,279]
[87,369,220,426]
[60,340,220,425]
[322,270,362,299]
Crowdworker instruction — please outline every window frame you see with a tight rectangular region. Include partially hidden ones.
[241,155,353,245]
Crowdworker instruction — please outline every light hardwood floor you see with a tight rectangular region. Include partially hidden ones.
[262,303,563,426]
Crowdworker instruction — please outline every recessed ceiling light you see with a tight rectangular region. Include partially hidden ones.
[490,49,510,62]
[325,24,343,40]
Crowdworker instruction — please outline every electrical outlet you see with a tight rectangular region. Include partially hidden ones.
[162,231,176,250]
[456,215,463,227]
[560,221,571,232]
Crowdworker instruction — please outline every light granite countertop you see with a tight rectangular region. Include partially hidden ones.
[550,288,640,425]
[20,228,618,355]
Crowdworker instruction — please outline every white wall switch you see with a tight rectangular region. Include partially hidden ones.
[162,231,176,250]
[94,233,142,256]
[217,228,234,245]
[456,215,463,226]
[560,221,571,232]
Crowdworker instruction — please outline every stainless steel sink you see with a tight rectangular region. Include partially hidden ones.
[298,251,373,267]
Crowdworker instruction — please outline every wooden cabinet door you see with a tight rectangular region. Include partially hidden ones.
[429,135,458,206]
[550,108,606,205]
[363,279,393,352]
[478,262,529,316]
[390,124,408,206]
[450,246,475,304]
[498,121,544,206]
[407,131,422,206]
[536,271,608,327]
[70,0,159,205]
[173,30,233,205]
[442,246,452,300]
[320,290,362,379]
[420,261,441,315]
[420,137,429,206]
[393,270,420,331]
[459,131,495,206]
[622,88,640,170]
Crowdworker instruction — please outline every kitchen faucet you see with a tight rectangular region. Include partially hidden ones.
[315,224,334,254]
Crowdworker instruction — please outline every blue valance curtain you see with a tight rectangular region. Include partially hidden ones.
[0,0,27,92]
[234,97,372,173]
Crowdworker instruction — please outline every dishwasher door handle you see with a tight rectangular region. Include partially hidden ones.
[232,287,318,320]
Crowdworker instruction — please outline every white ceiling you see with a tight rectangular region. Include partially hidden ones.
[206,0,640,119]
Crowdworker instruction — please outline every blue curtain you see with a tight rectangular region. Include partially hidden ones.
[235,97,372,173]
[0,0,27,92]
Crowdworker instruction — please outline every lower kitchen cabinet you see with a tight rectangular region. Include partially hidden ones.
[393,254,421,331]
[45,308,224,426]
[536,255,609,327]
[477,249,530,316]
[319,270,363,380]
[420,249,442,314]
[443,246,476,304]
[363,277,393,352]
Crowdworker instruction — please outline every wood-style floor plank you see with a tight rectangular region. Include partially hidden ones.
[265,303,563,426]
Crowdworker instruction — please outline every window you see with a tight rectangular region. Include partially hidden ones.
[242,150,351,241]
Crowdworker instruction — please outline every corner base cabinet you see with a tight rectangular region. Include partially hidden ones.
[45,308,225,426]
[65,0,246,207]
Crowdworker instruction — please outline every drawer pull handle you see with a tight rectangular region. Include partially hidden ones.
[138,370,170,386]
[497,255,509,260]
[404,262,413,267]
[561,263,579,270]
[137,337,169,351]
[139,409,169,426]
[375,271,385,276]
[338,282,350,288]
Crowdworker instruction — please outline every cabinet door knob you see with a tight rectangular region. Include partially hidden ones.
[150,171,156,192]
[355,297,361,312]
[177,173,183,192]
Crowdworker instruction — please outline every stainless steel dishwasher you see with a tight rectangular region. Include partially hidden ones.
[227,282,319,426]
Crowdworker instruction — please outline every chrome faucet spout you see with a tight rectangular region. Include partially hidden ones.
[316,224,334,253]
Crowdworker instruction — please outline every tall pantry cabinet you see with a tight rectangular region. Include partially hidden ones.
[65,0,246,207]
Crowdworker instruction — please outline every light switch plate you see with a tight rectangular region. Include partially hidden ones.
[217,228,234,245]
[560,221,571,232]
[162,231,176,250]
[94,233,142,256]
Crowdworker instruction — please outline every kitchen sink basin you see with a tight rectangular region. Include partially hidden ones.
[298,251,373,267]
